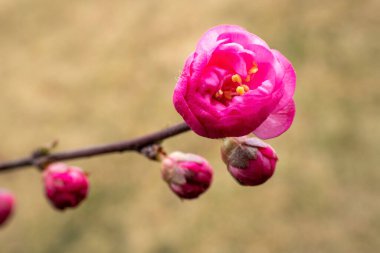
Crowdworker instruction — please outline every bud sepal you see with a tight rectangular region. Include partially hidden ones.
[161,152,213,199]
[221,137,278,186]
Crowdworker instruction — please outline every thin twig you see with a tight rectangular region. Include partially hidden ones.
[0,122,191,172]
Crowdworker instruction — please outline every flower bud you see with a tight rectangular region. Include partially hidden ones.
[161,152,213,199]
[43,163,89,210]
[221,137,278,186]
[0,189,15,226]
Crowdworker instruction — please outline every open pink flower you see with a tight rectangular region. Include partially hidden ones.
[173,25,296,139]
[161,152,213,199]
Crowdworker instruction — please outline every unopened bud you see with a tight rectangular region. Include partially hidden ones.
[0,189,15,226]
[161,152,213,199]
[221,137,278,186]
[43,163,89,210]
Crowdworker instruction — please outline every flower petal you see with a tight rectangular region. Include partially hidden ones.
[197,25,269,52]
[253,99,295,139]
[173,53,209,136]
[208,43,249,76]
[272,49,296,110]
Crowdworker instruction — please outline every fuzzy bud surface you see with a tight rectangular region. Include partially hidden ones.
[161,152,213,199]
[221,137,278,186]
[43,163,89,210]
[0,190,15,226]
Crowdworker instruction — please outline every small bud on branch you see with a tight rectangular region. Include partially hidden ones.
[0,122,190,172]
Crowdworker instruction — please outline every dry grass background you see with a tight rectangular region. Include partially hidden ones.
[0,0,379,252]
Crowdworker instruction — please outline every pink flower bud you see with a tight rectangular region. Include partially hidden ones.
[43,163,89,210]
[161,152,213,199]
[221,137,278,186]
[0,189,15,226]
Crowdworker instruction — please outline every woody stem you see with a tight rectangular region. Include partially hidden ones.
[0,122,191,173]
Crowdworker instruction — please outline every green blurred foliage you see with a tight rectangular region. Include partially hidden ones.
[0,0,379,252]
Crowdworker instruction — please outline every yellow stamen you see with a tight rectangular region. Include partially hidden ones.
[224,91,232,100]
[215,89,223,98]
[245,75,251,82]
[249,64,258,74]
[231,74,242,84]
[242,84,250,92]
[236,86,245,95]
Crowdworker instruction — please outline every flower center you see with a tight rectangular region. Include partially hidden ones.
[214,63,258,101]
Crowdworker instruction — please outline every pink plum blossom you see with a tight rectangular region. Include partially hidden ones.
[221,137,278,186]
[161,152,213,199]
[43,163,89,210]
[0,189,15,226]
[173,25,296,139]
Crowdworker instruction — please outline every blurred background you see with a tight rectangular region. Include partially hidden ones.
[0,0,379,252]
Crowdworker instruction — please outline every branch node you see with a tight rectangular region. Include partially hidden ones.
[139,144,166,162]
[0,122,190,172]
[31,140,59,170]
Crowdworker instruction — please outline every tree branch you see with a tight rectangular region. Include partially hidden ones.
[0,122,191,172]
